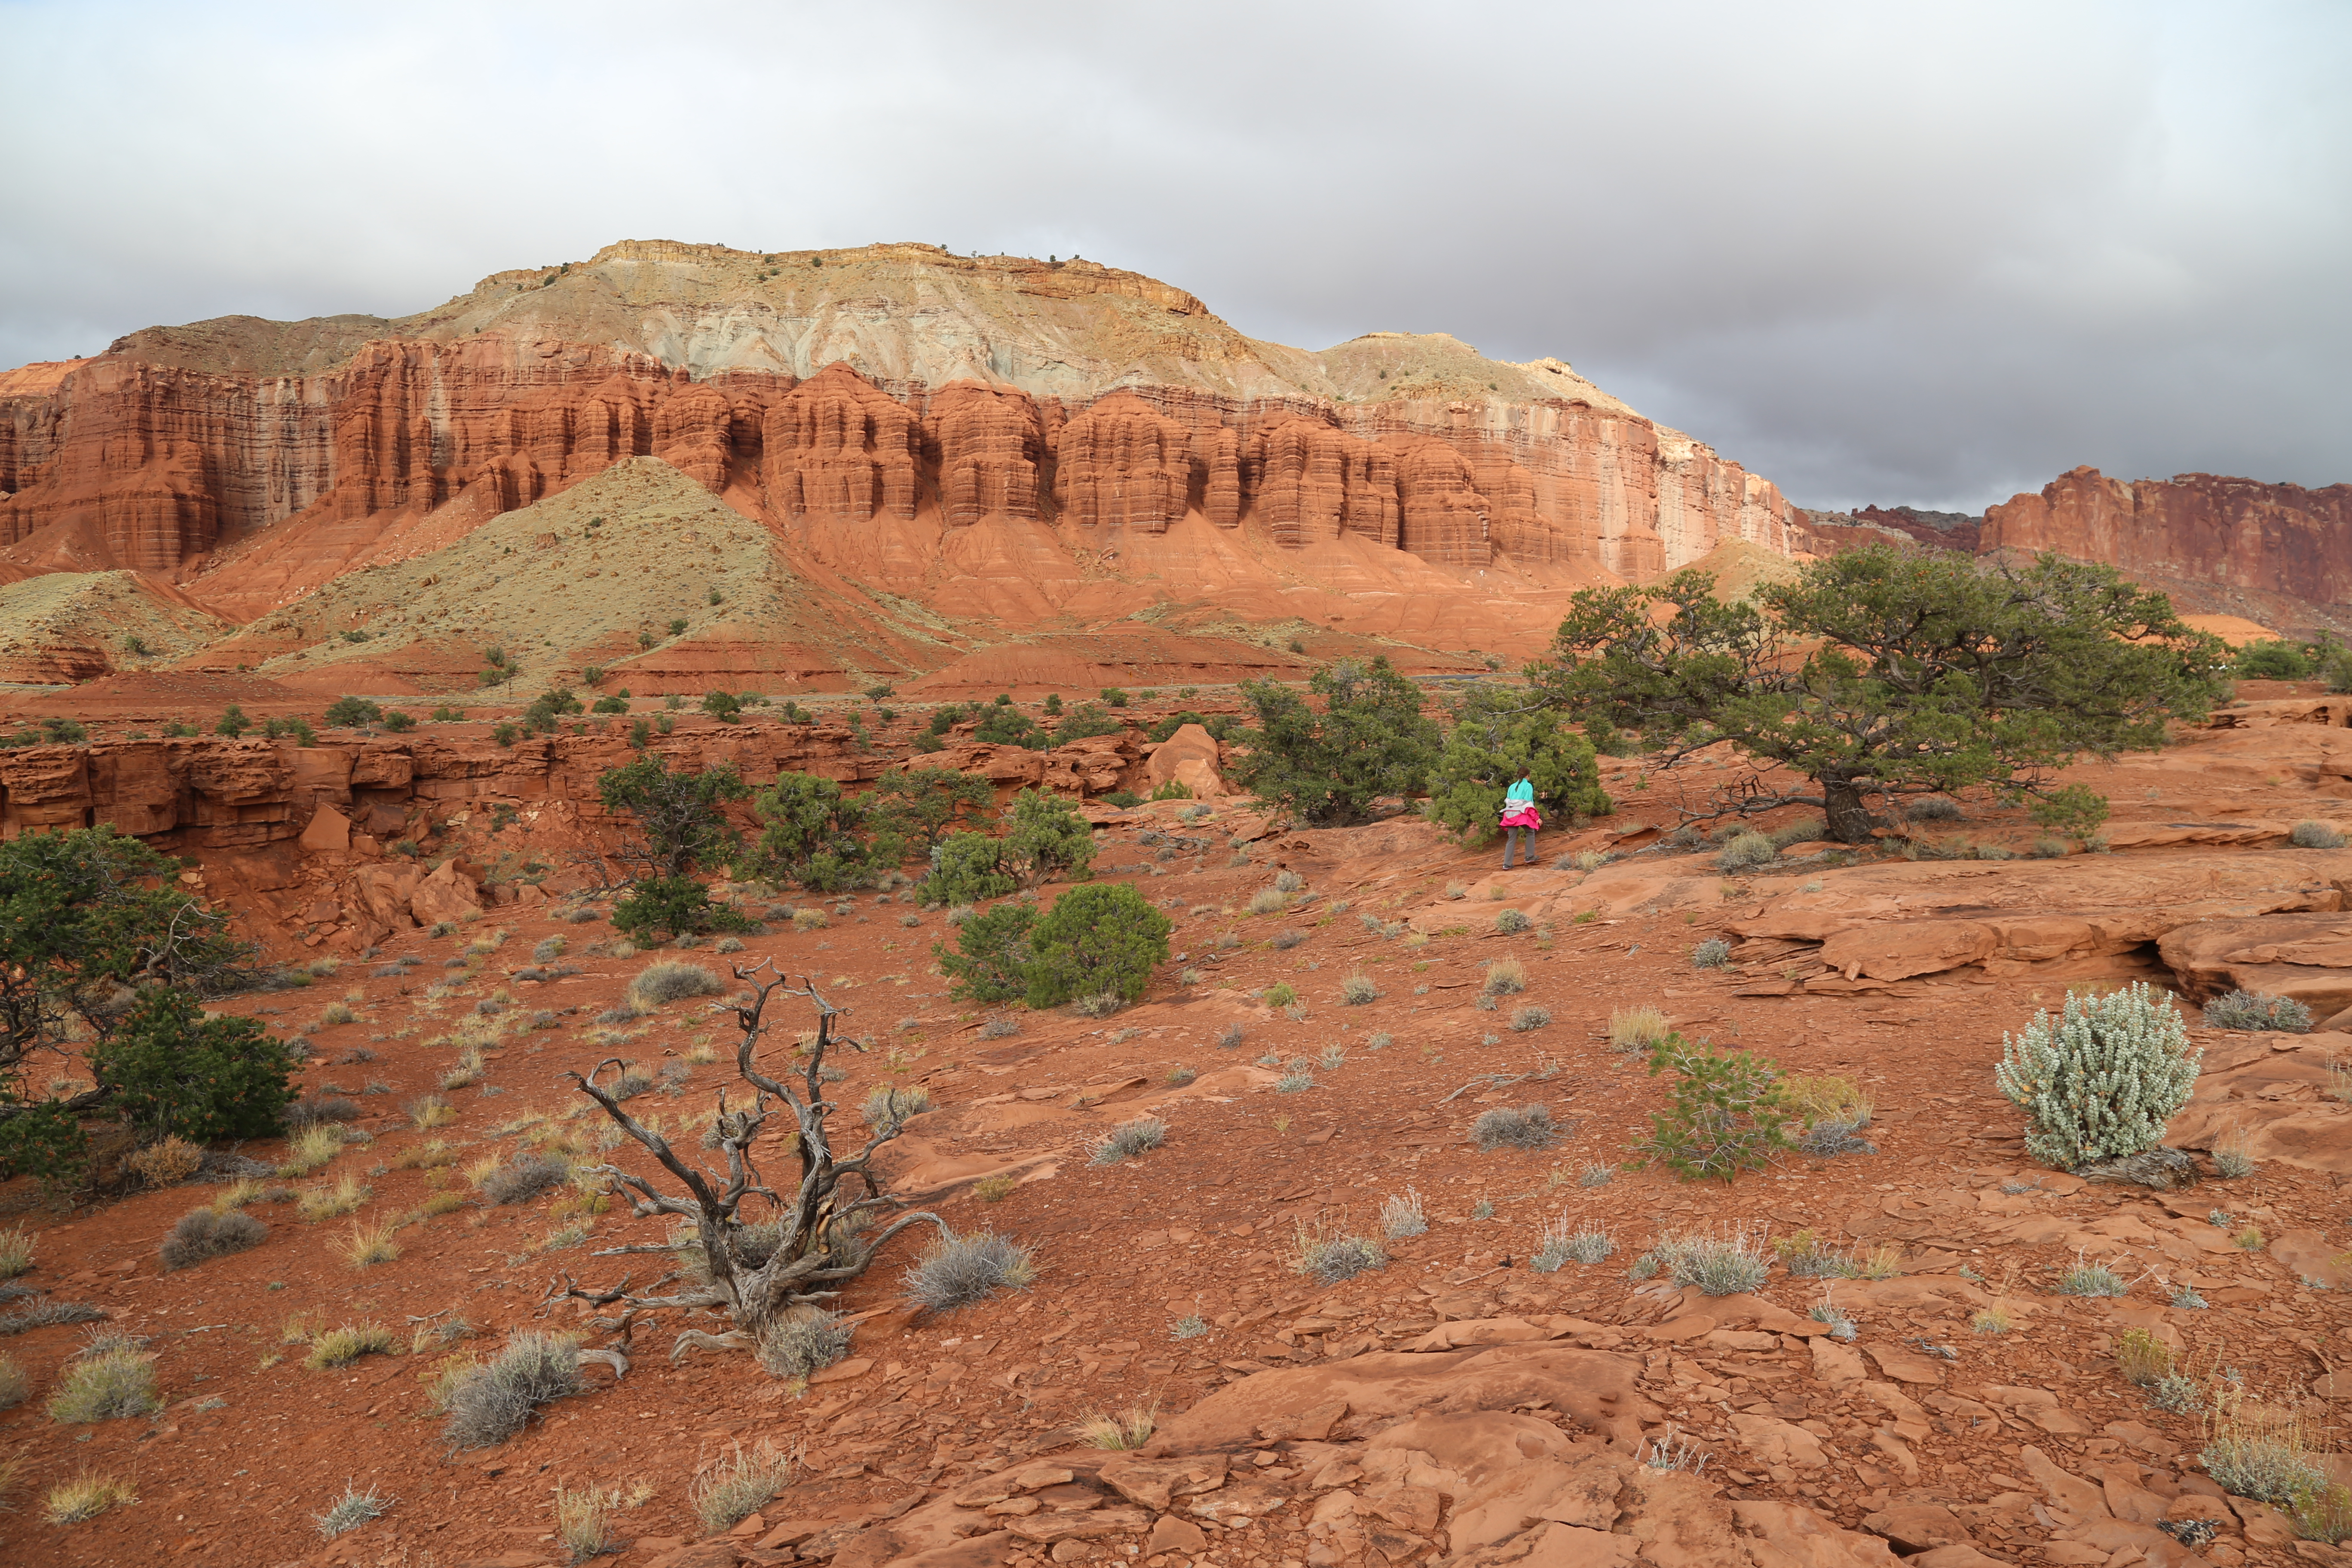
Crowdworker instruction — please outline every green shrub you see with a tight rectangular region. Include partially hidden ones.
[2234,640,2315,680]
[936,904,1037,1004]
[1233,658,1439,826]
[1149,779,1194,801]
[0,1100,90,1186]
[1426,693,1612,845]
[1004,789,1094,885]
[597,754,748,877]
[1023,884,1172,1009]
[591,695,629,714]
[89,989,295,1143]
[750,772,880,891]
[2028,784,2110,842]
[702,691,744,723]
[920,831,1017,906]
[1051,702,1124,744]
[612,876,753,942]
[868,768,993,852]
[1996,982,2199,1169]
[324,696,383,728]
[1630,1034,1792,1182]
[380,709,415,732]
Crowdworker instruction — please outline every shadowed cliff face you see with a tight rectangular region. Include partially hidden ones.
[0,241,1794,627]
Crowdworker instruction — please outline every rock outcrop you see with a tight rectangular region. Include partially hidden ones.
[764,363,919,525]
[1983,466,2352,604]
[0,242,1797,618]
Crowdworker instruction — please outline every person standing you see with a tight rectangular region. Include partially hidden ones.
[1500,771,1541,868]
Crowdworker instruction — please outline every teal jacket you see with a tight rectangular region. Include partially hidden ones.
[1504,777,1535,805]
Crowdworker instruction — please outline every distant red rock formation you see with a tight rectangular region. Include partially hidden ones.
[1983,467,2352,602]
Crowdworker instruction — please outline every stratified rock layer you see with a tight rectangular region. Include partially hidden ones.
[1983,466,2352,604]
[0,241,1796,618]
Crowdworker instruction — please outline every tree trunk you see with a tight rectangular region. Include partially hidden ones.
[1820,775,1876,844]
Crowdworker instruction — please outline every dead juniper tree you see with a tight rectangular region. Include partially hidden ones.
[551,961,947,1367]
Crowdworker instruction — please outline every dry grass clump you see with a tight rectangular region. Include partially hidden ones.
[693,1442,793,1535]
[0,1348,30,1409]
[395,1139,458,1170]
[1483,958,1527,995]
[791,909,827,932]
[0,1225,34,1279]
[972,1174,1017,1203]
[862,1084,933,1136]
[159,1207,266,1271]
[1380,1187,1428,1239]
[1494,908,1532,934]
[407,1094,458,1129]
[297,1174,371,1222]
[335,1220,402,1269]
[1088,1116,1168,1166]
[1640,1227,1771,1295]
[905,1232,1035,1311]
[313,1482,390,1539]
[1292,1222,1387,1283]
[44,1471,136,1524]
[1472,1104,1559,1151]
[1246,887,1291,916]
[756,1309,854,1380]
[475,1151,570,1205]
[1777,1073,1874,1124]
[442,1331,583,1448]
[303,1322,398,1370]
[2204,989,2312,1033]
[0,1298,104,1335]
[2114,1327,2174,1386]
[1076,1402,1158,1450]
[126,1134,203,1187]
[47,1345,159,1422]
[278,1124,343,1178]
[1340,973,1379,1005]
[1608,1004,1670,1051]
[629,960,725,1008]
[554,1484,622,1561]
[2200,1383,2333,1511]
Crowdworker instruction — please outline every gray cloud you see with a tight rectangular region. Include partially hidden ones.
[2,0,2343,511]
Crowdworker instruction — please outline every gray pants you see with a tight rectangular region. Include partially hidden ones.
[1503,825,1535,867]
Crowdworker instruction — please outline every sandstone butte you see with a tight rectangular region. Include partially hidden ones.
[0,240,1798,695]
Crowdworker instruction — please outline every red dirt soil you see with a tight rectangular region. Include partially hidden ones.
[2,692,2350,1568]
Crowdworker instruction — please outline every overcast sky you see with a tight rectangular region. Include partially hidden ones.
[2,0,2344,511]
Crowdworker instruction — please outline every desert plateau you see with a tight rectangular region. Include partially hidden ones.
[2,8,2349,1568]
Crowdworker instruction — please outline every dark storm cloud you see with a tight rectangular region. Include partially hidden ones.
[1,0,2343,510]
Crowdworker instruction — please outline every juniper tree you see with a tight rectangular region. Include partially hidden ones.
[1529,545,2223,843]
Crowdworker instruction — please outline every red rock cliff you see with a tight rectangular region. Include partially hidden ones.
[0,243,1803,607]
[1983,467,2352,603]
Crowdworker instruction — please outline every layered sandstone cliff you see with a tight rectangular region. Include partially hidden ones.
[1983,466,2352,605]
[0,241,1795,627]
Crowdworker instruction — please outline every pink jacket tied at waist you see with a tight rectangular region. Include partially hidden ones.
[1499,802,1543,831]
